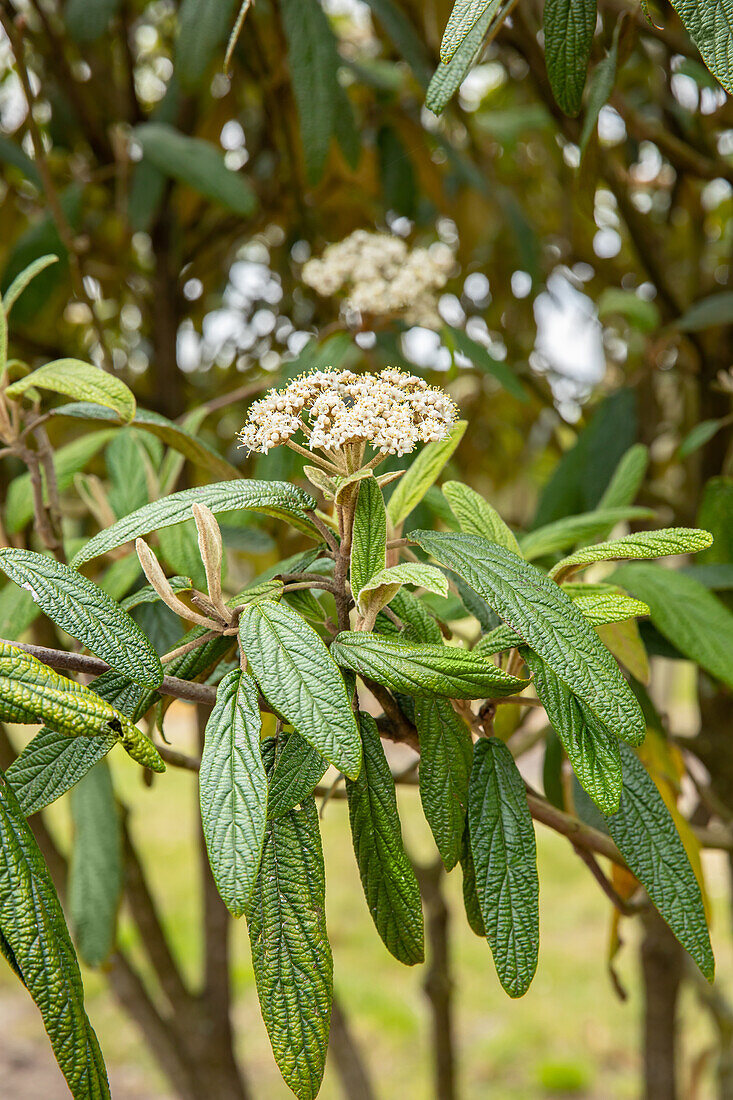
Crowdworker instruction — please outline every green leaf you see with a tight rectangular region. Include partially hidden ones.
[68,762,122,967]
[468,737,539,997]
[346,712,424,964]
[267,733,328,818]
[533,389,637,527]
[200,670,268,917]
[678,418,730,459]
[569,591,649,625]
[0,549,163,689]
[412,531,645,743]
[387,421,466,527]
[133,123,257,217]
[676,290,733,329]
[0,645,164,773]
[415,697,473,869]
[246,797,332,1100]
[120,576,193,612]
[157,520,207,590]
[363,0,432,84]
[0,580,41,640]
[0,134,42,189]
[3,255,59,316]
[176,0,239,89]
[519,506,654,561]
[52,402,242,481]
[597,289,661,334]
[280,0,359,183]
[64,0,121,42]
[550,527,714,581]
[238,600,361,778]
[388,588,443,644]
[5,430,118,534]
[72,480,318,569]
[426,6,497,113]
[579,26,620,153]
[0,772,111,1098]
[544,0,597,116]
[597,444,649,509]
[443,326,529,402]
[356,562,449,615]
[331,631,528,699]
[6,728,117,817]
[442,480,521,555]
[697,477,733,563]
[6,360,136,422]
[670,0,733,92]
[351,476,387,595]
[105,429,151,518]
[525,651,622,812]
[440,0,499,62]
[459,830,486,936]
[611,564,733,689]
[606,743,714,980]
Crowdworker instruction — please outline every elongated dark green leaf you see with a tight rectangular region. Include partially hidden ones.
[7,728,117,818]
[72,481,317,569]
[388,588,443,643]
[468,737,539,997]
[331,631,528,699]
[3,255,58,314]
[176,0,239,88]
[200,670,268,916]
[606,744,714,980]
[0,134,42,189]
[5,430,118,534]
[346,713,424,964]
[442,480,521,554]
[0,549,163,689]
[440,0,499,61]
[677,289,733,329]
[387,421,466,526]
[364,0,432,83]
[598,444,649,509]
[134,123,257,216]
[415,697,473,869]
[579,23,620,152]
[246,797,332,1100]
[427,6,497,113]
[68,762,122,967]
[544,0,597,116]
[698,476,733,563]
[460,830,486,936]
[519,506,654,561]
[280,0,359,183]
[351,476,387,595]
[6,360,136,422]
[239,600,361,777]
[550,527,713,581]
[525,651,622,812]
[267,733,328,819]
[0,772,111,1098]
[444,326,529,401]
[0,580,40,639]
[5,667,157,816]
[0,646,164,773]
[611,564,733,689]
[413,531,645,743]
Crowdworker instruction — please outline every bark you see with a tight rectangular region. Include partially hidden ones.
[641,910,684,1100]
[329,996,377,1100]
[415,859,458,1100]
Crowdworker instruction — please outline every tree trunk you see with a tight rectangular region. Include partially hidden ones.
[416,859,458,1100]
[641,910,684,1100]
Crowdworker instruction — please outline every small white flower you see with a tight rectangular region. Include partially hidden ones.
[238,368,458,457]
[301,229,456,330]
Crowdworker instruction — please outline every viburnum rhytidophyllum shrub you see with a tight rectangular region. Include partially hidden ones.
[0,345,717,1098]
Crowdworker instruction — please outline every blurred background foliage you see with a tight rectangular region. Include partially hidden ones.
[0,0,732,1097]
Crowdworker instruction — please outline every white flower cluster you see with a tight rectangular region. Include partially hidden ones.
[302,230,455,329]
[238,368,458,456]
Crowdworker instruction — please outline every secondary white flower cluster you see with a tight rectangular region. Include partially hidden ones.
[238,368,458,456]
[301,230,455,329]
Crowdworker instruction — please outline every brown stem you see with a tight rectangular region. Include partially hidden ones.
[329,996,377,1100]
[641,909,684,1100]
[414,859,457,1100]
